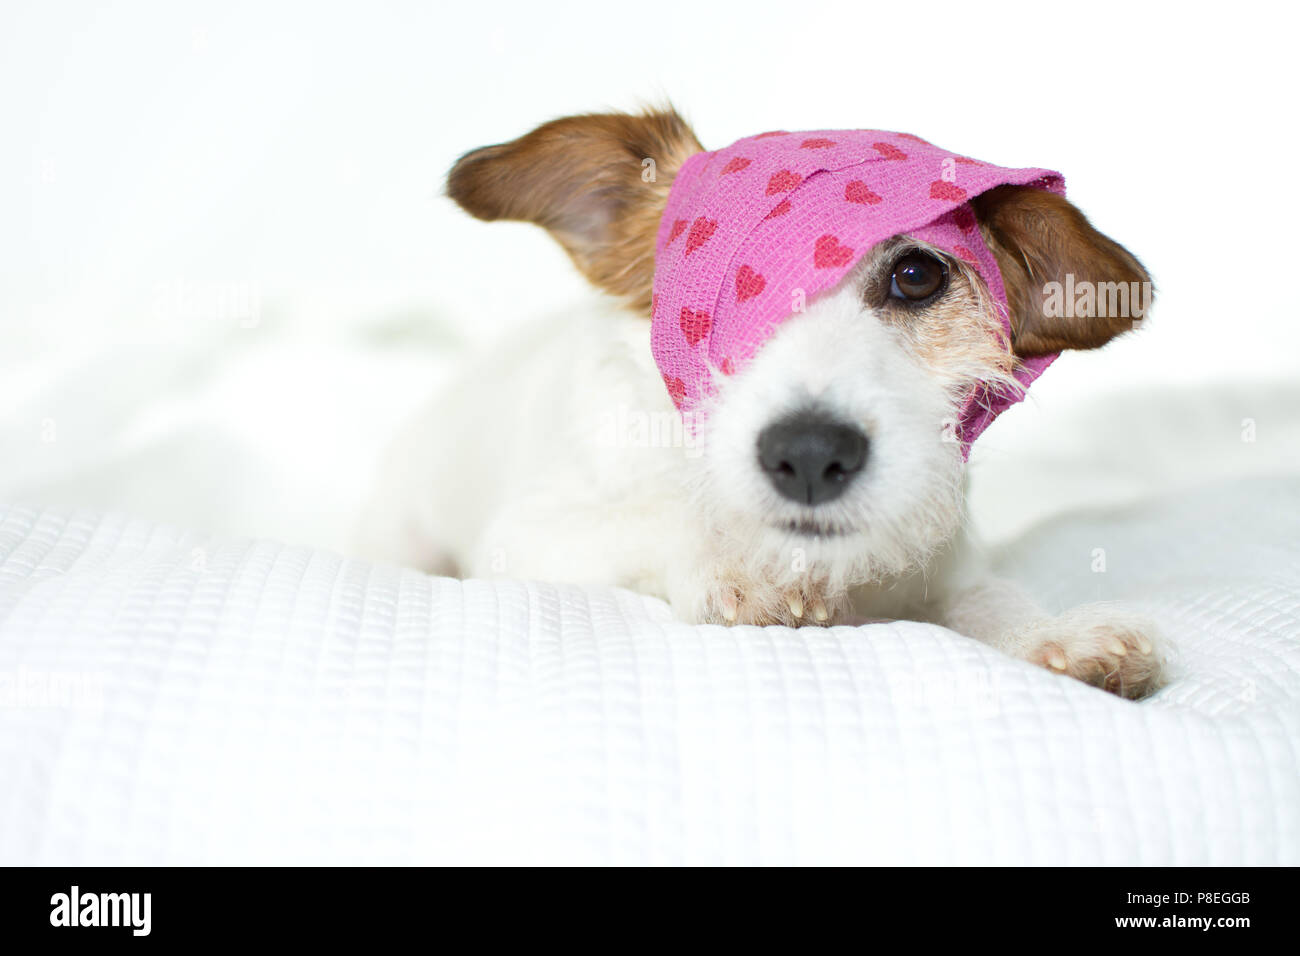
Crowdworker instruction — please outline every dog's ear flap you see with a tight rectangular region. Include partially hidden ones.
[446,105,703,314]
[972,185,1153,356]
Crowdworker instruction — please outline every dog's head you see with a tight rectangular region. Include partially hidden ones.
[447,106,1151,587]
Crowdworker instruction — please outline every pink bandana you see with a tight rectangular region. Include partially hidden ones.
[650,129,1065,455]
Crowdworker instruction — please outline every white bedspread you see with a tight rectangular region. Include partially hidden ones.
[2,475,1297,865]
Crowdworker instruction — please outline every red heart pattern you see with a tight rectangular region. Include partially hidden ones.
[844,180,882,205]
[735,265,765,302]
[679,307,711,346]
[951,206,976,232]
[929,181,967,201]
[766,170,802,195]
[720,156,751,175]
[685,217,717,254]
[872,142,908,160]
[663,375,687,407]
[814,234,853,269]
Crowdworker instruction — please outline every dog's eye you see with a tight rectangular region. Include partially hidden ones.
[888,252,948,302]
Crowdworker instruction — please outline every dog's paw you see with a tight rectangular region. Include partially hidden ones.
[675,572,846,627]
[1015,604,1168,699]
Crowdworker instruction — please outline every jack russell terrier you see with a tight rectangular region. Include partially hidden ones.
[358,106,1164,699]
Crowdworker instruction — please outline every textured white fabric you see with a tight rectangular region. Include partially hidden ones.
[1,477,1298,865]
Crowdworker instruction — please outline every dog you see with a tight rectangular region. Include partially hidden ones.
[358,106,1165,699]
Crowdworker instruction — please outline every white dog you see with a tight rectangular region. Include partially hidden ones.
[358,107,1164,699]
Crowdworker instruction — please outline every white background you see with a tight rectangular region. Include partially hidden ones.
[2,0,1298,553]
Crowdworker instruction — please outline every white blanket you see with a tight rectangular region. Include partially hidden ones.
[2,475,1298,865]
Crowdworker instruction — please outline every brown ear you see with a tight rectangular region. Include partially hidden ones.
[971,185,1153,356]
[445,105,703,314]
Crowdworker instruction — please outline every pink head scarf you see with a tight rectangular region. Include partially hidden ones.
[650,129,1064,455]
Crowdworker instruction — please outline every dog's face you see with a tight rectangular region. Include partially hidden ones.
[446,107,1151,589]
[696,237,1012,582]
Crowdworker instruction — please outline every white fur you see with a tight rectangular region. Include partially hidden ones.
[358,245,1166,697]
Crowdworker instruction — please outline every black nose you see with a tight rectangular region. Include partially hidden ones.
[757,415,869,505]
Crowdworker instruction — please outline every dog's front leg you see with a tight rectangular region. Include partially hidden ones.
[938,574,1167,699]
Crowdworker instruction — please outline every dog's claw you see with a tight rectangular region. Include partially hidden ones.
[1047,649,1068,671]
[1106,638,1127,657]
[699,578,837,627]
[1136,636,1153,655]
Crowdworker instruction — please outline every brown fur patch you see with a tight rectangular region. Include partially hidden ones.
[972,185,1153,356]
[446,106,703,314]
